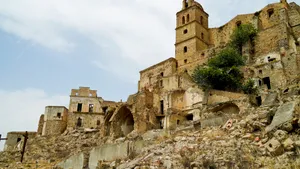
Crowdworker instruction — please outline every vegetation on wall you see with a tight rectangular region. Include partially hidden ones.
[192,24,258,94]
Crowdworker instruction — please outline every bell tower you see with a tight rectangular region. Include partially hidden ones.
[175,0,209,69]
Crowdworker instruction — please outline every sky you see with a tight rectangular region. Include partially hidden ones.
[0,0,299,151]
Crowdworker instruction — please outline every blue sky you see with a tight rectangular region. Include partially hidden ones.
[0,0,299,150]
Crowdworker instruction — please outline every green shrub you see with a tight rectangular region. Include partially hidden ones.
[230,24,257,54]
[242,79,258,94]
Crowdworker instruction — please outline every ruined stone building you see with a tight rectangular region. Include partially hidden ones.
[4,0,300,151]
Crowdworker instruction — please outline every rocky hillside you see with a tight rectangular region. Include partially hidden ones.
[1,95,300,169]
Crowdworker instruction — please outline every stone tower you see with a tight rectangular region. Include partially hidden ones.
[175,0,209,69]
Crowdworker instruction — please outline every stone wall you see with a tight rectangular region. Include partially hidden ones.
[206,90,247,105]
[42,106,68,136]
[4,132,36,151]
[139,58,177,92]
[67,112,105,130]
[69,87,103,114]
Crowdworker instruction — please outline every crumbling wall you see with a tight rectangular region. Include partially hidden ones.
[42,106,68,136]
[67,112,104,130]
[4,132,36,151]
[37,114,44,135]
[139,58,177,92]
[69,87,103,114]
[206,90,247,105]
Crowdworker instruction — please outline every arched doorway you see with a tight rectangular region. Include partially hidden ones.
[112,106,135,137]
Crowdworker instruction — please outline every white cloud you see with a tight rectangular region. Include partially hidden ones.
[0,88,69,151]
[0,0,289,82]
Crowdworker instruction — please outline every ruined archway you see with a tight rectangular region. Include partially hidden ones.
[111,106,135,137]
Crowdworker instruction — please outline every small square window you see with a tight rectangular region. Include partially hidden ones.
[57,113,61,118]
[259,70,263,74]
[183,29,188,34]
[184,59,188,64]
[160,72,164,77]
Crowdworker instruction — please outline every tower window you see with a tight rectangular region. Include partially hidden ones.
[268,8,274,18]
[187,14,190,22]
[184,46,188,53]
[182,16,186,25]
[160,72,164,77]
[201,53,205,57]
[97,120,100,126]
[236,21,242,27]
[57,113,61,118]
[201,33,204,39]
[184,59,188,64]
[183,29,188,34]
[200,16,203,25]
[259,70,263,74]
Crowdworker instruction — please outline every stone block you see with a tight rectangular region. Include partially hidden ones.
[265,138,284,156]
[283,138,294,151]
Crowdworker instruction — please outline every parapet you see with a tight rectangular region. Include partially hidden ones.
[70,87,97,97]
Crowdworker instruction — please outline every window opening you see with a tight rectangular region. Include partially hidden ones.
[200,16,203,25]
[160,100,164,114]
[17,137,21,143]
[102,106,108,113]
[77,103,82,112]
[201,33,204,39]
[89,104,94,113]
[97,120,100,125]
[182,16,185,24]
[186,114,193,121]
[57,113,61,118]
[184,46,188,53]
[184,59,188,64]
[160,72,164,77]
[256,96,262,106]
[183,29,188,34]
[268,8,274,18]
[177,120,180,125]
[236,21,242,27]
[187,14,190,22]
[159,80,163,88]
[77,118,82,127]
[259,70,263,74]
[263,77,271,89]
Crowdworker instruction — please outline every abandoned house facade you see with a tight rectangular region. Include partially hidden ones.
[4,0,300,151]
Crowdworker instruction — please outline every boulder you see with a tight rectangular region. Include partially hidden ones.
[262,92,278,107]
[266,102,296,133]
[265,138,284,156]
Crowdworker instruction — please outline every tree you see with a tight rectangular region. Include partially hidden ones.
[192,23,258,93]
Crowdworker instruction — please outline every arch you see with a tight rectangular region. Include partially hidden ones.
[212,103,240,114]
[111,106,135,137]
[77,117,82,127]
[182,16,186,25]
[187,14,190,22]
